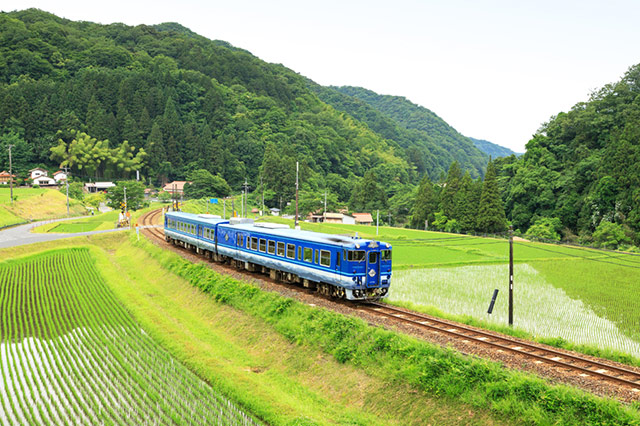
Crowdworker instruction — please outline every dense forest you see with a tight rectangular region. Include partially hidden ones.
[494,64,640,247]
[311,84,488,179]
[469,137,519,158]
[0,9,421,216]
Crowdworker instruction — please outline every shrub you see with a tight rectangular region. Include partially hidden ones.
[592,221,630,250]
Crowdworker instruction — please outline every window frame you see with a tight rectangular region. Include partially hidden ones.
[286,243,295,259]
[267,240,275,255]
[320,250,331,267]
[277,242,285,256]
[259,238,266,252]
[303,247,313,263]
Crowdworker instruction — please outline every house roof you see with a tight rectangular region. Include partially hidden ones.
[53,170,66,176]
[324,213,343,219]
[163,181,189,191]
[352,213,373,223]
[0,171,16,177]
[29,167,48,173]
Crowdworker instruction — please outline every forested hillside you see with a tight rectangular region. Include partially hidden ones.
[470,137,518,158]
[494,64,640,247]
[318,86,488,179]
[0,8,419,213]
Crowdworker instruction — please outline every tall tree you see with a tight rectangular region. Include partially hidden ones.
[440,161,462,220]
[410,175,438,229]
[477,160,508,233]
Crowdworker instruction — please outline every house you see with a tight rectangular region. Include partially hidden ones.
[32,176,56,186]
[0,171,16,185]
[341,214,356,225]
[52,170,67,183]
[323,212,344,224]
[270,208,280,216]
[163,181,189,195]
[29,168,48,180]
[85,182,116,193]
[352,213,374,225]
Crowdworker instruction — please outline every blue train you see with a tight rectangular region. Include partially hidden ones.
[164,211,392,300]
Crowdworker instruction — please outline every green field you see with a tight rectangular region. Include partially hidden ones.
[245,216,640,360]
[0,187,86,228]
[0,248,261,425]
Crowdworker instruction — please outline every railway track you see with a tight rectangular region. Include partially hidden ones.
[138,209,640,397]
[359,302,640,392]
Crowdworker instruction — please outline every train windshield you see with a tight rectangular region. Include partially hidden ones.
[381,250,392,261]
[348,250,366,262]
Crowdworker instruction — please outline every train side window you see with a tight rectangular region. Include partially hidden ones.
[286,243,295,259]
[320,250,331,267]
[336,252,340,267]
[277,242,285,256]
[267,240,275,255]
[251,237,258,250]
[303,248,312,262]
[259,238,266,252]
[237,234,243,246]
[314,249,319,264]
[298,246,301,260]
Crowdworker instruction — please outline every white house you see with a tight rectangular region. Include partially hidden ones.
[53,170,67,183]
[29,168,48,180]
[32,176,56,186]
[85,182,116,193]
[270,208,280,216]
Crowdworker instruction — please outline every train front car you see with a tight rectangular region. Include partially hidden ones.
[344,237,392,301]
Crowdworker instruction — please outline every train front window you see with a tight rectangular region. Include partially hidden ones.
[348,250,365,262]
[381,250,391,261]
[368,252,378,264]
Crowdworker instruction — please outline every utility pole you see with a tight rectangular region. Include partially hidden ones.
[376,210,379,236]
[63,166,70,216]
[243,178,249,218]
[8,144,14,204]
[508,225,514,326]
[295,161,299,229]
[260,174,264,216]
[123,186,128,227]
[324,188,327,216]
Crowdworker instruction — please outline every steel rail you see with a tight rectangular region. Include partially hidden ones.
[365,302,640,390]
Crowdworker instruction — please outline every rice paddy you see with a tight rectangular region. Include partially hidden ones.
[0,248,261,425]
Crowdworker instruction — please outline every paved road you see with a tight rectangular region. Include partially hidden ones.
[0,217,127,249]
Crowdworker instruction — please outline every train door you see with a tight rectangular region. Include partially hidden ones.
[366,249,380,287]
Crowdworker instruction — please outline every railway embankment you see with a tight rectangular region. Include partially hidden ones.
[130,229,640,425]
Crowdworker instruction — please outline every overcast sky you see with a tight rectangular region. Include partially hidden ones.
[3,0,640,152]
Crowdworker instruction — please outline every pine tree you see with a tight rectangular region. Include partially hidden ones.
[455,172,480,232]
[410,175,438,229]
[441,161,462,220]
[477,160,508,233]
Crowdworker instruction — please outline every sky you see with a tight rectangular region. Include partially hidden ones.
[3,0,640,152]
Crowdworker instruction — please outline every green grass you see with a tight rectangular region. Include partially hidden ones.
[256,218,640,361]
[126,231,640,426]
[0,247,261,425]
[44,210,120,233]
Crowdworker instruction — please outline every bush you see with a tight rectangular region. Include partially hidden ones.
[525,217,562,241]
[592,221,631,250]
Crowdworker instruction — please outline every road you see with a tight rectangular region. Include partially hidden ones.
[0,217,127,249]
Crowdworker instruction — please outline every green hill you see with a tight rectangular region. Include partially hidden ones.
[312,85,488,179]
[0,9,413,206]
[469,137,519,158]
[494,64,640,244]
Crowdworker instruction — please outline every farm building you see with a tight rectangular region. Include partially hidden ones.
[0,171,16,184]
[352,213,373,225]
[163,181,189,194]
[29,167,48,180]
[307,212,356,224]
[32,176,56,186]
[85,182,116,193]
[53,170,67,182]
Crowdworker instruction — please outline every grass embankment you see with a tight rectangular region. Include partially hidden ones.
[253,217,640,366]
[0,187,86,228]
[123,232,639,425]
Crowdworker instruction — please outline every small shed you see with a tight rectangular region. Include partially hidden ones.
[342,214,356,225]
[270,208,280,216]
[85,182,116,193]
[352,213,374,225]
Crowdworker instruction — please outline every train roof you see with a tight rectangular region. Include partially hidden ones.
[224,221,390,249]
[166,211,390,249]
[165,211,228,225]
